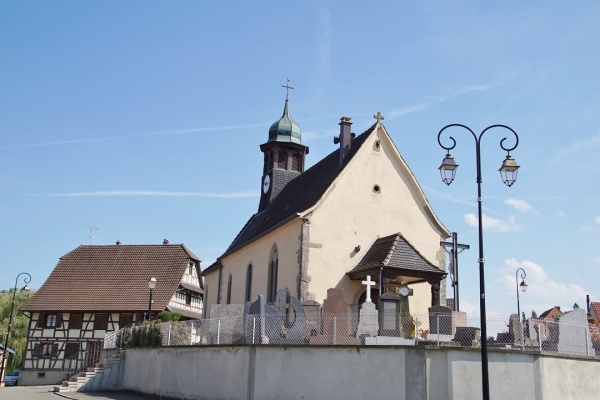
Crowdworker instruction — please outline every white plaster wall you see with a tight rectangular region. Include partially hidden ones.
[252,346,409,400]
[119,346,600,400]
[123,346,250,400]
[204,218,303,311]
[307,125,448,311]
[539,356,600,400]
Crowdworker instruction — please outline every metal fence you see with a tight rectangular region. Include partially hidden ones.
[103,313,599,357]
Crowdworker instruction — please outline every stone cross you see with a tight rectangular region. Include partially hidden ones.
[362,275,376,303]
[281,78,294,100]
[374,112,384,123]
[274,295,289,315]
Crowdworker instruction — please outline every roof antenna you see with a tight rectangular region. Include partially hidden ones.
[78,226,99,240]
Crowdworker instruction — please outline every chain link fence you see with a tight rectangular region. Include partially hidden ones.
[104,312,599,357]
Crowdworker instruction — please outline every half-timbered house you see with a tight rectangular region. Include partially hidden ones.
[19,240,203,386]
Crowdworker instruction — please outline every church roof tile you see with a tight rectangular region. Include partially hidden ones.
[205,123,377,270]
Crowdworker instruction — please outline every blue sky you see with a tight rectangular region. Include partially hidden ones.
[1,1,599,319]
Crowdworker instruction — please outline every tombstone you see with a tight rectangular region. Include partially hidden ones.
[302,300,322,340]
[208,304,245,344]
[310,288,358,345]
[454,326,481,347]
[244,294,279,344]
[265,288,307,344]
[356,301,379,339]
[510,313,524,346]
[379,292,402,336]
[356,275,379,340]
[557,308,594,356]
[426,305,454,342]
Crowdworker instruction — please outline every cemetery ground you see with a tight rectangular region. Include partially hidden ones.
[0,386,150,400]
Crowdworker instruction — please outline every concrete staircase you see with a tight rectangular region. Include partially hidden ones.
[52,351,125,393]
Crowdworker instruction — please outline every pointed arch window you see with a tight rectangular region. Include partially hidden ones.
[292,152,301,172]
[267,245,279,302]
[245,264,253,302]
[226,273,233,305]
[277,150,288,169]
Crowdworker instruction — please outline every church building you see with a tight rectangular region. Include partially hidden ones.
[202,94,450,317]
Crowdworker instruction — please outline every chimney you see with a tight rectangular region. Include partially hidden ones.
[334,117,354,165]
[163,239,169,245]
[116,240,121,245]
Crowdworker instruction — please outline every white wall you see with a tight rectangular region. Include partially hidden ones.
[119,346,600,400]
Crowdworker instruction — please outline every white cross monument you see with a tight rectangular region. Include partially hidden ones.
[362,275,376,303]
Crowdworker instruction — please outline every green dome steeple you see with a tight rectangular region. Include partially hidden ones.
[268,99,302,144]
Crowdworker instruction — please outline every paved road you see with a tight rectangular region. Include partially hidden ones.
[0,386,154,400]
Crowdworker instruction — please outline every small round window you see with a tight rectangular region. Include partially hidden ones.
[373,184,381,194]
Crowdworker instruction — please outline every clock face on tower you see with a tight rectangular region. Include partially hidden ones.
[262,175,271,194]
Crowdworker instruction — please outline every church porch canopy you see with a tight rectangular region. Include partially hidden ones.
[347,233,446,286]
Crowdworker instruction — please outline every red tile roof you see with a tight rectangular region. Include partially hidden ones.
[538,306,562,321]
[591,302,600,322]
[22,244,200,313]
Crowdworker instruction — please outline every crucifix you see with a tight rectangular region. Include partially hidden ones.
[440,232,470,311]
[362,275,376,303]
[281,78,294,100]
[374,112,385,123]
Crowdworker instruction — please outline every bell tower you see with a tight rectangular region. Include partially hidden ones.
[258,80,309,212]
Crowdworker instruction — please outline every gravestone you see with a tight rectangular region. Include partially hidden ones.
[356,275,379,340]
[267,288,307,344]
[356,301,379,339]
[208,304,245,344]
[510,313,524,346]
[557,308,593,356]
[302,300,321,340]
[245,294,280,344]
[454,326,481,347]
[379,292,402,336]
[310,288,358,345]
[426,305,454,342]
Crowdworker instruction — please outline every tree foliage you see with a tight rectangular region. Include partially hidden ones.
[0,288,34,372]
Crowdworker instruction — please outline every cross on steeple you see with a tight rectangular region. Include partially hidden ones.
[374,112,385,123]
[281,78,294,100]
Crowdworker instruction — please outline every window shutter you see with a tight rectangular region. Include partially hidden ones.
[57,313,63,326]
[33,344,41,357]
[36,313,44,328]
[51,344,59,357]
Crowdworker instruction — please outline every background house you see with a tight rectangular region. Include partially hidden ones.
[19,240,202,386]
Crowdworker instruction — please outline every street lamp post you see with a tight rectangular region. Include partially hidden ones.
[437,124,520,400]
[1,272,31,385]
[516,268,528,349]
[147,277,157,321]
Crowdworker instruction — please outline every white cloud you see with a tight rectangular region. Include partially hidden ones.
[464,213,521,232]
[551,134,600,162]
[389,79,506,119]
[558,211,566,217]
[0,123,270,150]
[505,198,538,215]
[595,216,600,224]
[48,190,258,198]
